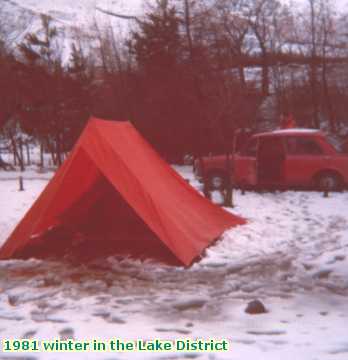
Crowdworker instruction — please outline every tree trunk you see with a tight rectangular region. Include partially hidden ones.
[261,56,270,96]
[13,147,17,166]
[40,140,44,168]
[46,138,57,166]
[184,0,194,63]
[18,138,24,172]
[224,151,233,208]
[26,143,31,166]
[9,133,22,170]
[322,51,337,132]
[55,133,62,166]
[238,65,246,88]
[309,0,320,129]
[310,62,320,128]
[183,0,206,158]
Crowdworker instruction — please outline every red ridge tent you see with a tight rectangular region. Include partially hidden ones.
[0,117,246,266]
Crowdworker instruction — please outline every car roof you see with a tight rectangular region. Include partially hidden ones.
[255,128,323,138]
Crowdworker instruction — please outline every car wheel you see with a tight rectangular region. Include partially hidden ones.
[207,172,227,190]
[316,172,341,191]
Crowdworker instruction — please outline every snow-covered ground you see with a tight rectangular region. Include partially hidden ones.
[1,165,348,359]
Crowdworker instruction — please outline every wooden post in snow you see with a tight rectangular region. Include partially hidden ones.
[19,176,24,191]
[323,180,329,198]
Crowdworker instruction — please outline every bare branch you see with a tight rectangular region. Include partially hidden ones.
[95,7,141,24]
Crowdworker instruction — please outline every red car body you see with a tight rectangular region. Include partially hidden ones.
[195,129,348,190]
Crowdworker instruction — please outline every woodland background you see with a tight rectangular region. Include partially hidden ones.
[1,0,348,167]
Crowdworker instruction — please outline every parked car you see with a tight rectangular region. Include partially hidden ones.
[194,129,348,191]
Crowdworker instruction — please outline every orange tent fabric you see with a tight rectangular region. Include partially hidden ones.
[0,117,245,266]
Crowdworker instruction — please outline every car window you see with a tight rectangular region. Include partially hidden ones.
[243,138,258,157]
[326,135,345,153]
[286,137,323,155]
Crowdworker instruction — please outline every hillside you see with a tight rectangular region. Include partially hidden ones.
[1,0,143,61]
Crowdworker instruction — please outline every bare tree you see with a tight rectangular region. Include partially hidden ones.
[246,0,285,96]
[290,0,342,129]
[212,0,251,87]
[318,0,340,131]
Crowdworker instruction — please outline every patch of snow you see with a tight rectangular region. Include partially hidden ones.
[0,166,348,359]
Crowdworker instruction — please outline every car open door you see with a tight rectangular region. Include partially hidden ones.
[234,137,258,186]
[257,137,286,185]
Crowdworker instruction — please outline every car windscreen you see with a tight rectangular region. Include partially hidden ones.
[326,135,345,153]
